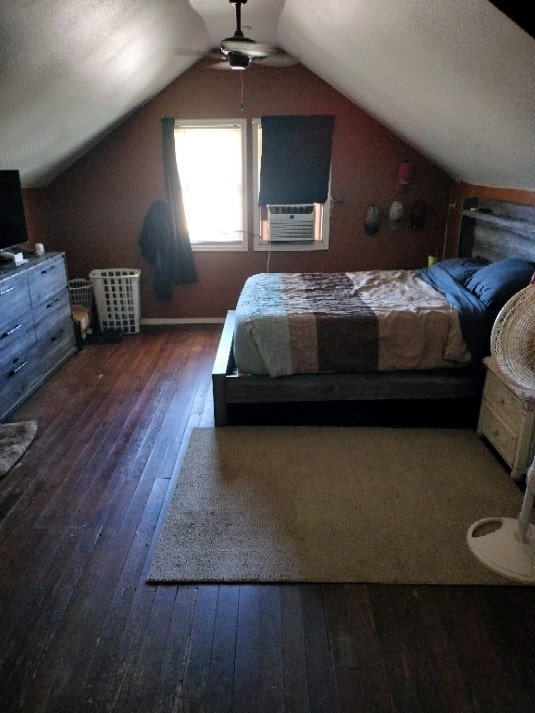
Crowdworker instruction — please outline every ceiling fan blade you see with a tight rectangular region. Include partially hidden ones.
[208,61,235,70]
[253,51,298,67]
[221,38,277,59]
[207,50,225,61]
[175,47,222,60]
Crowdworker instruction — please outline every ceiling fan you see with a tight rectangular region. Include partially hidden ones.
[190,0,297,70]
[218,0,295,69]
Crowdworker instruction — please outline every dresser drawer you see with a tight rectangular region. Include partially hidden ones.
[37,313,76,358]
[0,320,75,411]
[28,255,68,307]
[478,399,517,464]
[0,347,38,410]
[37,323,76,378]
[33,289,72,342]
[482,370,523,429]
[0,314,36,368]
[0,273,31,324]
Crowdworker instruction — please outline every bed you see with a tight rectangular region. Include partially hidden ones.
[212,203,535,426]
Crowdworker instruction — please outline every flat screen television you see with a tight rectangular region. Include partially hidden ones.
[0,170,29,252]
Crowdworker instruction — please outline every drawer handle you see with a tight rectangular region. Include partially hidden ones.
[50,328,65,343]
[1,323,22,339]
[40,265,57,275]
[9,360,28,377]
[0,285,16,297]
[45,296,62,310]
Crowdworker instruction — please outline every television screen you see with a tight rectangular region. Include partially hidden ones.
[0,170,29,252]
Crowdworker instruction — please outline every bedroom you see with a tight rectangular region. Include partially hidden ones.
[1,1,535,711]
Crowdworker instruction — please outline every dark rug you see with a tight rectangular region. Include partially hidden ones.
[0,421,38,477]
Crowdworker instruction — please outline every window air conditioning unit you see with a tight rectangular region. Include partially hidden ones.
[267,204,315,242]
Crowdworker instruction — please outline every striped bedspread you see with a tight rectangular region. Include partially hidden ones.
[233,271,471,376]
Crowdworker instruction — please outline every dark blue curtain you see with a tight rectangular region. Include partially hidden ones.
[160,117,197,285]
[258,115,335,206]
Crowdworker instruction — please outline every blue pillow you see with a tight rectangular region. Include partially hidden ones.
[463,258,535,309]
[434,257,490,284]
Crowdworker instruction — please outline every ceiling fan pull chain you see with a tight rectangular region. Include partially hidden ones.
[240,72,245,111]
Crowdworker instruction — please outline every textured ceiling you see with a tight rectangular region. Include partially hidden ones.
[0,0,533,190]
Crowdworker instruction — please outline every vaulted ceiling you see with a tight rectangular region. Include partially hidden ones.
[1,0,533,190]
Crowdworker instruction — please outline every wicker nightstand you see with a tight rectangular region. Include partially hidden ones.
[477,356,535,481]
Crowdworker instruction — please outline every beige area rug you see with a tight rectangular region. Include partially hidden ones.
[0,421,38,478]
[148,427,525,585]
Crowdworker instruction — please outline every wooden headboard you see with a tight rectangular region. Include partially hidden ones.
[459,198,535,263]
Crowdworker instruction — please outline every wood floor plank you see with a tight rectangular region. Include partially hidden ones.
[300,586,339,713]
[257,585,285,713]
[322,584,394,712]
[231,584,285,713]
[154,585,199,713]
[107,583,181,713]
[280,586,311,713]
[204,585,239,713]
[181,585,219,713]
[365,585,436,713]
[232,584,265,711]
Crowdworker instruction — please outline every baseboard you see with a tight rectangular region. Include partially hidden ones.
[140,317,225,326]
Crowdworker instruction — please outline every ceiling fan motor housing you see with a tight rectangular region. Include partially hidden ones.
[218,0,293,69]
[228,51,249,69]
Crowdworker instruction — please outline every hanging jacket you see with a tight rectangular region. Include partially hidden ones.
[138,200,175,300]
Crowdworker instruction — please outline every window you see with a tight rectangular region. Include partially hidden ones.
[252,119,331,251]
[173,117,332,252]
[174,119,247,251]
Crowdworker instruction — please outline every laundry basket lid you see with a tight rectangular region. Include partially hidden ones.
[490,285,535,392]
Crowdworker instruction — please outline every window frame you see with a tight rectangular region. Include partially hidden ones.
[173,118,248,252]
[252,118,331,252]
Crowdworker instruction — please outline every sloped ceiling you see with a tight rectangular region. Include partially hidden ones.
[1,0,533,190]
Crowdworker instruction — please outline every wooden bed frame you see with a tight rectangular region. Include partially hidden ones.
[212,198,535,426]
[212,310,485,425]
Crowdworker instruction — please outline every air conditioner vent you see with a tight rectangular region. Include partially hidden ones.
[267,204,315,242]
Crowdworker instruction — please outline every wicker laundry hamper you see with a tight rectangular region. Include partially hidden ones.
[68,278,93,309]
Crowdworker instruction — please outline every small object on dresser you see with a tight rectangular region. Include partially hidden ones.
[0,250,26,265]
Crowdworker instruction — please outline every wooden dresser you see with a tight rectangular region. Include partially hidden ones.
[0,252,76,421]
[477,356,535,481]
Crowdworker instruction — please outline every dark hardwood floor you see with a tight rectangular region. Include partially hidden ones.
[1,325,533,713]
